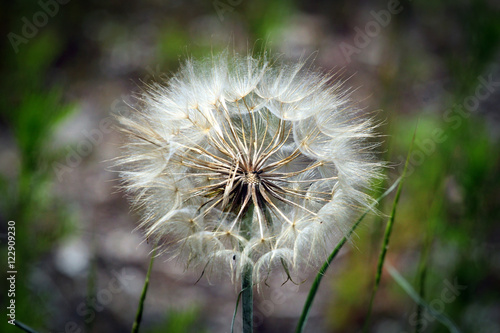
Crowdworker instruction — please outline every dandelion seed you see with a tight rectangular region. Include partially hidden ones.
[116,51,383,285]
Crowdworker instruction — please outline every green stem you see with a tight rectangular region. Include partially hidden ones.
[241,204,254,333]
[242,263,254,333]
[131,245,157,333]
[295,177,401,333]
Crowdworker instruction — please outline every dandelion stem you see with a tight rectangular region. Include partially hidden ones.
[242,263,254,333]
[241,204,254,333]
[132,245,157,333]
[295,177,402,333]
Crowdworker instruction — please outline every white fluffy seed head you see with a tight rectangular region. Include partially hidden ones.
[116,51,383,286]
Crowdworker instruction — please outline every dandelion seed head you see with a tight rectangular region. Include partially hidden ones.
[116,51,383,285]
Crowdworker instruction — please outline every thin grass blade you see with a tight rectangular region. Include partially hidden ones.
[362,126,416,332]
[132,246,157,333]
[415,181,444,333]
[294,176,402,333]
[387,264,461,333]
[231,289,244,333]
[14,320,40,333]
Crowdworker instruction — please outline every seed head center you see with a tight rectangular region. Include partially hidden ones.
[244,171,261,185]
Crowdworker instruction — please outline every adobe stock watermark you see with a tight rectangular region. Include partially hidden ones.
[406,278,467,332]
[339,0,405,64]
[213,0,244,22]
[6,221,17,326]
[395,70,500,176]
[7,0,72,54]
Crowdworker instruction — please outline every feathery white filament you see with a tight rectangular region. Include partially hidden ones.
[117,52,383,285]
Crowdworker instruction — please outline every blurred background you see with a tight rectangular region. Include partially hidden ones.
[1,0,499,332]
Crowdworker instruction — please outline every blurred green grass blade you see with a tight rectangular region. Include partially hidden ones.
[363,126,416,332]
[415,226,433,333]
[14,320,40,333]
[15,31,62,78]
[14,90,75,154]
[294,176,402,333]
[415,181,444,333]
[415,263,428,333]
[146,307,204,333]
[386,264,461,333]
[132,246,157,333]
